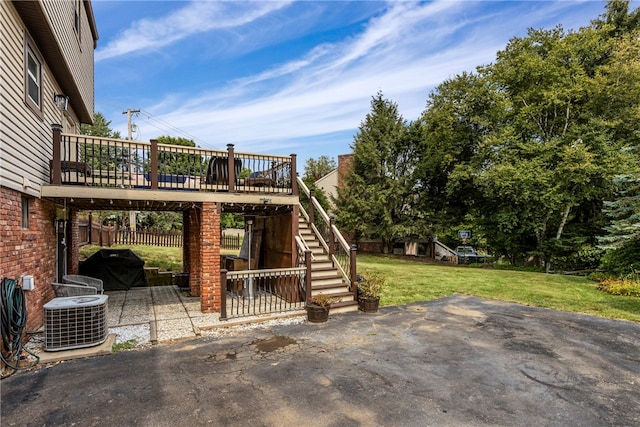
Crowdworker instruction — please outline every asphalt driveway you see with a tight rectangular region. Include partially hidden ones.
[2,295,639,426]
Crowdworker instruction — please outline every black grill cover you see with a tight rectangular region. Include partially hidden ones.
[80,249,147,291]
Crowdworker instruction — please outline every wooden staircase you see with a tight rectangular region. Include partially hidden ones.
[298,215,358,314]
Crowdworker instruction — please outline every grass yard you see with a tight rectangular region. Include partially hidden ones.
[78,245,640,322]
[79,244,239,272]
[359,254,640,323]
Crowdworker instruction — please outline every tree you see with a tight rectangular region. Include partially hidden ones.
[413,72,500,240]
[459,24,633,268]
[80,112,122,138]
[335,92,415,252]
[593,0,640,37]
[303,156,336,184]
[155,135,204,175]
[301,156,336,213]
[411,1,640,268]
[79,112,127,171]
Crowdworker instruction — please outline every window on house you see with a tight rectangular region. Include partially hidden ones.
[21,196,30,229]
[26,46,41,108]
[74,0,81,41]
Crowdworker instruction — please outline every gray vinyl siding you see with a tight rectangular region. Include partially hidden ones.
[42,0,95,118]
[0,1,94,197]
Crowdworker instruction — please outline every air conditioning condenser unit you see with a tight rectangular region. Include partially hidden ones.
[44,295,109,351]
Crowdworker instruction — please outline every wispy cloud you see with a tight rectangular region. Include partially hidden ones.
[136,1,489,149]
[96,0,292,61]
[99,1,606,161]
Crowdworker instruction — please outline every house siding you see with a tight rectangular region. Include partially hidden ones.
[0,0,97,353]
[314,168,338,204]
[42,0,95,117]
[1,1,77,195]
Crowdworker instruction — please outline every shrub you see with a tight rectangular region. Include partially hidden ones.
[597,277,640,298]
[309,293,339,308]
[600,239,640,277]
[358,271,386,298]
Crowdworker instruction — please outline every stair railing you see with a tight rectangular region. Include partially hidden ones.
[297,177,357,297]
[295,236,313,305]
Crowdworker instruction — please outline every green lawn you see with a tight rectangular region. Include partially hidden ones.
[359,254,640,323]
[79,244,239,272]
[79,245,640,322]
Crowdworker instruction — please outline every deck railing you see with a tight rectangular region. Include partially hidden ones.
[220,267,307,319]
[297,177,357,299]
[51,127,297,195]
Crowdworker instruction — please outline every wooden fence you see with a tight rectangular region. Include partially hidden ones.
[115,228,183,247]
[222,234,242,250]
[79,218,242,250]
[78,218,116,247]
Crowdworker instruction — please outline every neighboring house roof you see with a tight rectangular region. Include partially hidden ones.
[13,0,98,124]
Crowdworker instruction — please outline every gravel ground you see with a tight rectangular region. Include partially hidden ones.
[23,315,308,358]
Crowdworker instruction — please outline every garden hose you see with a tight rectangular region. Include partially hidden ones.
[1,277,39,374]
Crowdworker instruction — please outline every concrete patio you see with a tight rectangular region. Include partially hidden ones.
[33,285,306,364]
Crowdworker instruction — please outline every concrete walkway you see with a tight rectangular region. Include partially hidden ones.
[106,285,305,343]
[108,286,215,343]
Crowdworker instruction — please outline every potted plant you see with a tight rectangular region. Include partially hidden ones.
[306,293,339,323]
[357,271,386,313]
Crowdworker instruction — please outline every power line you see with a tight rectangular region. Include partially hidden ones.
[139,109,218,149]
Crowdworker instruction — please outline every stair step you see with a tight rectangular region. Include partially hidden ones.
[330,300,359,314]
[311,276,345,286]
[311,270,340,279]
[312,289,352,297]
[311,260,333,268]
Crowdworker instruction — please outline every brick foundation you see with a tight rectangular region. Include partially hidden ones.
[0,187,58,332]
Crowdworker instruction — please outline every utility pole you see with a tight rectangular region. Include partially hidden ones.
[122,108,140,233]
[122,108,140,140]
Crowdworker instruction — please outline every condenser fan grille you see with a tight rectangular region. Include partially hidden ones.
[44,295,109,351]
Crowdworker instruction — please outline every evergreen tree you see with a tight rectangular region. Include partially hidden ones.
[335,92,414,252]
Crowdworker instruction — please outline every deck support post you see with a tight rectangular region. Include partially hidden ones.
[328,216,335,259]
[150,139,159,190]
[227,144,235,192]
[290,154,298,196]
[305,250,312,305]
[350,244,358,299]
[51,124,62,185]
[220,269,228,320]
[308,189,315,226]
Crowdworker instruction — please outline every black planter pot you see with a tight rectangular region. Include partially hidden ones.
[358,296,380,313]
[306,304,330,323]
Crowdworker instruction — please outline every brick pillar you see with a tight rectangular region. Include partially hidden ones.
[68,209,80,275]
[182,210,190,274]
[200,202,221,313]
[188,205,201,297]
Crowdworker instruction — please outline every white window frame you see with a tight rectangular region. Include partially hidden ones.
[21,196,30,230]
[74,0,82,43]
[24,37,43,118]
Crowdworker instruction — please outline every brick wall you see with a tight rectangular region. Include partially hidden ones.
[0,187,57,331]
[337,154,353,189]
[182,210,190,276]
[187,206,201,297]
[69,210,80,275]
[200,202,220,313]
[180,203,222,313]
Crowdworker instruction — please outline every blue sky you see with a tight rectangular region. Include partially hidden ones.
[92,0,616,167]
